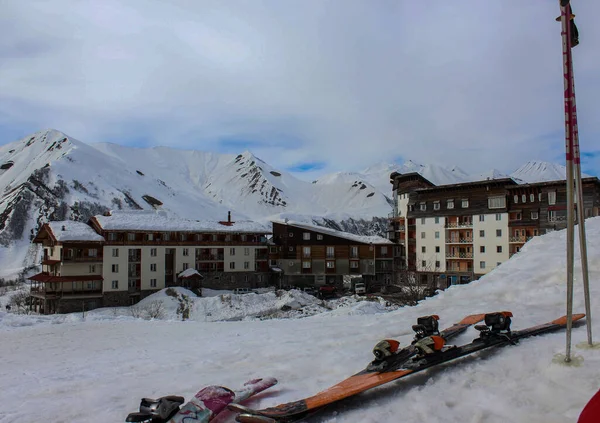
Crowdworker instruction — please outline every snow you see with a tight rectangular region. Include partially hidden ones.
[1,216,600,422]
[178,268,203,278]
[93,210,272,233]
[46,221,105,242]
[511,160,592,183]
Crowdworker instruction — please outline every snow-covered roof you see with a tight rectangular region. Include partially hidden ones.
[93,210,271,233]
[178,268,203,279]
[275,220,393,244]
[47,221,105,242]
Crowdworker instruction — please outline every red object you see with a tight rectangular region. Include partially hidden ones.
[578,389,600,423]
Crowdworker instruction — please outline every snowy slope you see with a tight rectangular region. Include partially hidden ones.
[1,218,599,422]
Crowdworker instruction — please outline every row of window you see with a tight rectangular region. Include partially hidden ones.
[420,229,504,239]
[109,233,260,242]
[513,192,556,205]
[420,245,504,254]
[111,247,253,258]
[416,196,507,212]
[110,261,253,273]
[291,232,324,240]
[417,214,504,225]
[420,260,502,269]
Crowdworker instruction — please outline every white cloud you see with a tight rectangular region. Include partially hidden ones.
[1,0,599,178]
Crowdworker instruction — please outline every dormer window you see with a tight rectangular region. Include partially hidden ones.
[127,233,135,241]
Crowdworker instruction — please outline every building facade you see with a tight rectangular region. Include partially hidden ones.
[389,173,600,288]
[269,221,399,291]
[29,211,272,314]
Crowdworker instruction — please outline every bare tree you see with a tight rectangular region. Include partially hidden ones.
[9,292,32,314]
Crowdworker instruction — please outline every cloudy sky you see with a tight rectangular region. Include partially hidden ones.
[1,0,599,180]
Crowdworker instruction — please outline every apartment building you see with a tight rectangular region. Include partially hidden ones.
[29,210,271,314]
[389,172,600,288]
[269,221,399,291]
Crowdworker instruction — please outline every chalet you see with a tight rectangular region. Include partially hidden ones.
[269,221,399,292]
[30,221,105,314]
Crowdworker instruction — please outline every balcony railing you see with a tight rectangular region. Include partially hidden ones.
[445,221,473,228]
[196,255,225,261]
[446,238,473,244]
[509,236,534,243]
[63,256,103,262]
[447,252,474,259]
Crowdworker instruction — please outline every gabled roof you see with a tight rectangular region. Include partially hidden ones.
[390,171,436,187]
[33,221,105,243]
[273,220,393,245]
[415,177,517,193]
[91,210,271,234]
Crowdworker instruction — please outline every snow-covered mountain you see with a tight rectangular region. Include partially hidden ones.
[511,160,592,183]
[0,129,594,279]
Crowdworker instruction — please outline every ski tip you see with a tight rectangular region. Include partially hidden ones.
[244,377,278,389]
[236,414,278,423]
[552,313,585,325]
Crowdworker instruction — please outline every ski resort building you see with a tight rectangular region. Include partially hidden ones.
[29,210,271,314]
[268,221,399,292]
[388,173,600,289]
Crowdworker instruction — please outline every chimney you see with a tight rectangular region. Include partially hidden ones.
[228,211,231,223]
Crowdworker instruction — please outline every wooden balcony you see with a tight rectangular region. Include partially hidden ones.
[445,221,473,228]
[446,238,473,244]
[446,252,474,259]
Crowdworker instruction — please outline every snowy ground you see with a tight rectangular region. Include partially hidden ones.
[2,219,600,422]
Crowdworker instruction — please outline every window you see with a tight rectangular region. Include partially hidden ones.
[182,263,189,270]
[435,217,440,224]
[112,280,118,289]
[496,229,502,237]
[422,246,426,253]
[326,261,335,268]
[108,233,117,241]
[480,230,485,237]
[183,248,189,256]
[112,264,119,273]
[244,248,250,256]
[435,261,440,268]
[421,232,426,239]
[150,263,156,272]
[479,215,485,222]
[288,232,294,237]
[300,246,310,258]
[302,261,311,269]
[480,261,486,269]
[488,196,506,209]
[128,233,135,241]
[435,231,440,239]
[317,234,323,240]
[163,233,170,241]
[88,248,97,257]
[89,265,96,273]
[326,246,335,258]
[496,213,502,221]
[548,191,557,205]
[269,259,277,266]
[421,260,427,267]
[420,202,426,211]
[531,211,539,220]
[289,246,294,252]
[548,210,556,222]
[150,279,157,288]
[435,246,440,253]
[303,232,310,240]
[150,248,157,257]
[522,194,526,203]
[351,246,358,257]
[225,235,231,242]
[230,248,235,256]
[513,195,519,204]
[447,199,454,209]
[497,246,503,253]
[227,262,234,270]
[212,234,217,241]
[180,233,187,241]
[381,246,388,254]
[112,248,119,257]
[480,246,485,253]
[539,193,543,201]
[462,199,469,208]
[195,234,202,242]
[433,201,440,210]
[350,261,359,268]
[530,194,535,203]
[244,262,250,269]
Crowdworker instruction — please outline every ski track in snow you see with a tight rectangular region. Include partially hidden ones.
[1,219,600,422]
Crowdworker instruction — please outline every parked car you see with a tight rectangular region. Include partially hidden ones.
[233,288,253,295]
[354,282,366,295]
[302,287,318,297]
[318,285,338,299]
